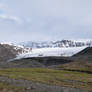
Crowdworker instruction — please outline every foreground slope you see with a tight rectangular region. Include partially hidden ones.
[0,68,90,92]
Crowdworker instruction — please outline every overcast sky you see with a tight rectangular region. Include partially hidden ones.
[0,0,92,42]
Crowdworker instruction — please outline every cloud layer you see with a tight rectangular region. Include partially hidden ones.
[0,0,92,42]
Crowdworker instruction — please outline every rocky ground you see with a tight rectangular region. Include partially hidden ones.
[0,76,88,92]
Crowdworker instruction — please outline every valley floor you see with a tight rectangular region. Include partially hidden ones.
[0,68,91,92]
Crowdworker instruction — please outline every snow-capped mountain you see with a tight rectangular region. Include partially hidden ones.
[15,40,92,59]
[0,42,31,55]
[0,40,91,61]
[19,40,92,48]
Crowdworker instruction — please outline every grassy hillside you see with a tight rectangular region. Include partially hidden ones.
[57,60,92,73]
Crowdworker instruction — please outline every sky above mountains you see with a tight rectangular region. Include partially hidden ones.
[0,0,92,42]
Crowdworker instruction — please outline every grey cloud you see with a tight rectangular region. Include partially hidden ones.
[0,14,22,24]
[0,0,92,42]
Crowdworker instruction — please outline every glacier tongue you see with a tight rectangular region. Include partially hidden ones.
[16,47,87,59]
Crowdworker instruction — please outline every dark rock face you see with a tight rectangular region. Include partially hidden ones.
[72,47,92,61]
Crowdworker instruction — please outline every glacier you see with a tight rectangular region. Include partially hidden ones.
[16,47,87,59]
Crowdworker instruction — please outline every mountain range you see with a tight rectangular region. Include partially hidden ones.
[0,39,91,63]
[19,40,92,48]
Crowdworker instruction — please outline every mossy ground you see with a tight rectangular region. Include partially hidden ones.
[0,68,91,91]
[0,82,30,92]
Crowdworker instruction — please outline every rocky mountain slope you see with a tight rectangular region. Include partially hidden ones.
[0,43,26,63]
[19,40,92,48]
[72,47,92,61]
[0,44,17,63]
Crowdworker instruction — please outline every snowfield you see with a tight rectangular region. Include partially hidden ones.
[16,47,87,59]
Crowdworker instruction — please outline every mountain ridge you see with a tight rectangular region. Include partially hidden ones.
[19,40,92,48]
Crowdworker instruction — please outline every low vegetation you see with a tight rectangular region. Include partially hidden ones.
[0,82,29,92]
[58,60,92,73]
[0,68,91,91]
